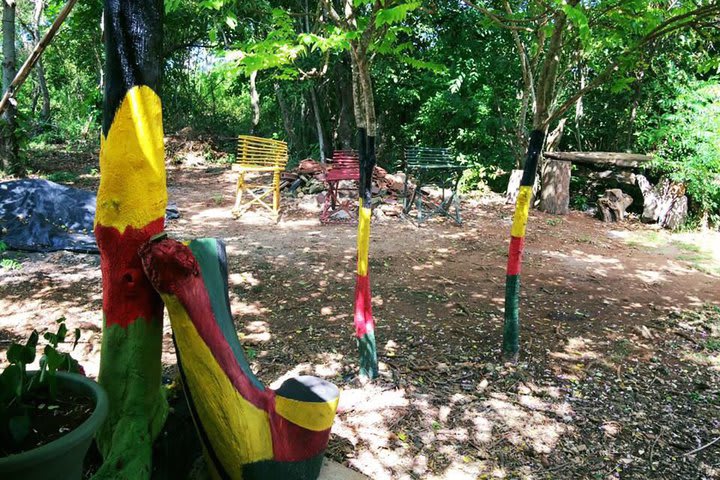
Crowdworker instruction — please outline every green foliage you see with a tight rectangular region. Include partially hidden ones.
[46,171,79,183]
[8,0,720,233]
[0,258,22,270]
[0,319,82,450]
[639,80,720,221]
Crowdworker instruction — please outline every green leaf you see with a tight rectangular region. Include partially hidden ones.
[562,3,590,47]
[0,364,24,398]
[375,2,420,28]
[225,13,237,30]
[9,415,30,443]
[44,346,65,371]
[73,328,81,350]
[7,342,34,365]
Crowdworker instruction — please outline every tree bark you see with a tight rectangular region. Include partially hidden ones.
[309,84,326,163]
[0,0,78,119]
[92,1,167,478]
[274,82,296,149]
[334,57,353,149]
[32,0,50,122]
[249,70,259,134]
[1,0,18,174]
[539,159,570,215]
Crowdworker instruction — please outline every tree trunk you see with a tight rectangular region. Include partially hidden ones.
[503,129,544,360]
[505,169,524,204]
[539,159,570,215]
[335,57,353,149]
[1,0,18,174]
[350,49,378,379]
[249,70,259,134]
[92,1,167,478]
[309,85,326,163]
[32,0,50,122]
[274,82,296,149]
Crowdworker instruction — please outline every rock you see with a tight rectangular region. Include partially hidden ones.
[297,159,325,174]
[637,175,688,229]
[331,209,351,220]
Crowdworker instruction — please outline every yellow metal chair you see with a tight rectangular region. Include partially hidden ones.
[232,135,289,220]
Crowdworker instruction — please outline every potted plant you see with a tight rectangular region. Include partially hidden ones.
[0,319,108,479]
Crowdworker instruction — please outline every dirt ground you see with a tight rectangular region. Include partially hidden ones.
[1,161,719,479]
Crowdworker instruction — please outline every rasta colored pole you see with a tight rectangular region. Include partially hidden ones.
[502,129,544,360]
[354,127,378,379]
[92,1,167,478]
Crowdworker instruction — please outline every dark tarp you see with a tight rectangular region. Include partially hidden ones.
[0,179,179,253]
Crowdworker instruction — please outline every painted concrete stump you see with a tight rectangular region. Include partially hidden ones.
[140,237,340,480]
[93,1,167,477]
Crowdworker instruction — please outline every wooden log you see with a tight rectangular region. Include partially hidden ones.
[140,237,339,480]
[597,189,633,222]
[539,159,571,215]
[543,151,652,169]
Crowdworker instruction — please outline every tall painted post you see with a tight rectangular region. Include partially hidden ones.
[354,127,378,379]
[503,129,544,360]
[93,1,167,478]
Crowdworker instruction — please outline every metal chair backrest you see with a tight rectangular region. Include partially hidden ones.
[326,150,360,181]
[405,147,458,170]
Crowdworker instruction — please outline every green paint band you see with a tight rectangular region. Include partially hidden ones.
[94,319,168,479]
[357,331,378,379]
[503,274,520,358]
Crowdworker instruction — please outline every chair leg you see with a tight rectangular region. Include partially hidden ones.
[233,172,245,216]
[416,181,425,221]
[273,170,280,220]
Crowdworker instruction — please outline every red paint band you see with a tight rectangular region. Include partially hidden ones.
[268,412,332,461]
[354,274,374,337]
[506,235,525,276]
[96,218,165,329]
[140,239,269,410]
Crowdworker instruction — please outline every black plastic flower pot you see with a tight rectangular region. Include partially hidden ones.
[0,371,108,480]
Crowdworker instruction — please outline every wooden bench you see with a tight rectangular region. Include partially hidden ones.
[320,150,360,224]
[232,135,288,221]
[403,147,464,224]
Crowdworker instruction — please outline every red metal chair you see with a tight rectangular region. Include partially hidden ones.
[320,150,360,224]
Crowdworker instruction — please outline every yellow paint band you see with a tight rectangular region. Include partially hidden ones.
[95,85,167,233]
[510,185,532,238]
[356,198,371,276]
[274,395,339,432]
[162,293,273,475]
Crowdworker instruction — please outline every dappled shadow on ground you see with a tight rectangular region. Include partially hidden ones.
[1,165,719,478]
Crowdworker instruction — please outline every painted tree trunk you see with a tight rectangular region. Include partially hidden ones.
[354,127,378,379]
[350,51,378,379]
[503,129,544,360]
[140,237,339,480]
[93,1,167,478]
[1,0,18,174]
